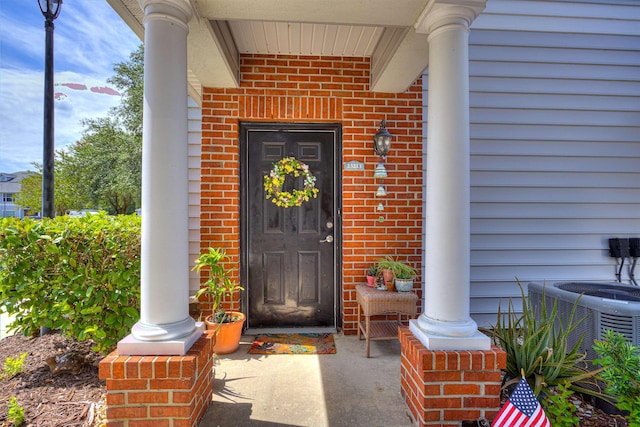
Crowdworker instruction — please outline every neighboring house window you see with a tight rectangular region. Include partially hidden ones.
[2,193,15,203]
[0,174,15,182]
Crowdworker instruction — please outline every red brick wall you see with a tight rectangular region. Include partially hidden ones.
[200,54,423,332]
[99,333,215,427]
[399,327,506,426]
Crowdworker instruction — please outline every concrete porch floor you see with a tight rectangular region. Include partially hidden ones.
[199,333,415,427]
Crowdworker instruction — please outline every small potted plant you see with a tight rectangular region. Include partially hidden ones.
[392,262,417,293]
[193,248,245,354]
[376,256,417,292]
[366,265,378,287]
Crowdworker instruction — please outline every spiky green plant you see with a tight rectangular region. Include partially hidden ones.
[491,282,603,398]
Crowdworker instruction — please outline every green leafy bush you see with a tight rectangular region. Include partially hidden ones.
[541,382,580,427]
[1,353,27,379]
[491,283,602,397]
[0,213,141,353]
[594,329,640,426]
[8,396,25,426]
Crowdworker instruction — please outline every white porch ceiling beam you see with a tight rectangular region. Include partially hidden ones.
[107,0,145,39]
[197,0,430,27]
[370,27,429,93]
[188,18,240,89]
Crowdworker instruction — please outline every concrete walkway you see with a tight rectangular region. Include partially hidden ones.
[200,333,414,427]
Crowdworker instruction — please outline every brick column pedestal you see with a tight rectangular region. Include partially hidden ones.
[399,327,505,426]
[99,332,214,427]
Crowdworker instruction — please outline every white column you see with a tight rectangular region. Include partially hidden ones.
[118,0,203,355]
[409,0,490,350]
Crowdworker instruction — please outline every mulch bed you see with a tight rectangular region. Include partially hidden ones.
[0,332,632,426]
[0,333,105,427]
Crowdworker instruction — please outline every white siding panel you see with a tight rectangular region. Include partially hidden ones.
[470,62,639,81]
[470,93,640,112]
[471,172,640,189]
[470,45,640,66]
[472,203,640,219]
[470,77,640,97]
[423,0,640,327]
[473,0,640,36]
[472,139,640,156]
[472,108,640,127]
[471,30,640,51]
[471,234,607,250]
[188,97,201,294]
[472,187,640,203]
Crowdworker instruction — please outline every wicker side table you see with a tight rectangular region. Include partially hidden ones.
[355,284,418,357]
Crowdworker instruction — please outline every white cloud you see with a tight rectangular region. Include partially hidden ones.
[0,1,140,173]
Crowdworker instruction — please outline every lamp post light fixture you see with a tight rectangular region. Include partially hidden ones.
[373,120,392,158]
[38,0,62,218]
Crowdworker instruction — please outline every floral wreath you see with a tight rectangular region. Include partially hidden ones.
[264,157,319,207]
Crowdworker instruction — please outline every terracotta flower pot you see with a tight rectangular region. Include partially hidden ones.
[204,311,246,354]
[382,268,395,291]
[366,275,376,287]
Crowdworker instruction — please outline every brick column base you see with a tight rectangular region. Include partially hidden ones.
[399,327,506,426]
[99,332,214,427]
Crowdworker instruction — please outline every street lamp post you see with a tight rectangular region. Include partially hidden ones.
[38,0,62,218]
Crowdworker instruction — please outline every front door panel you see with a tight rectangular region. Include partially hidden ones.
[241,123,338,329]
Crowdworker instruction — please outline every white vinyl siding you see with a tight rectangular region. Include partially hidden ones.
[188,97,202,294]
[423,0,640,327]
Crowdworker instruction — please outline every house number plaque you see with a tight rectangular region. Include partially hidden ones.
[344,160,364,171]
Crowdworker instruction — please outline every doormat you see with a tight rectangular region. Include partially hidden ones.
[249,333,336,355]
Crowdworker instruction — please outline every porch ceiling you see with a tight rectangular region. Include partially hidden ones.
[107,0,440,99]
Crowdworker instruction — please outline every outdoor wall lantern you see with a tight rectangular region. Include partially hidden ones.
[373,120,392,157]
[376,185,387,197]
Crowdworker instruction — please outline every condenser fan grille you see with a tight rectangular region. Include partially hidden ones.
[600,312,636,342]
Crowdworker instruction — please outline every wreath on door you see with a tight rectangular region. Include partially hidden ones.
[264,157,319,207]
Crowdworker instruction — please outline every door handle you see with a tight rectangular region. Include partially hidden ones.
[320,235,334,243]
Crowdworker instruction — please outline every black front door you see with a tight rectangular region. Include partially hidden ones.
[241,123,340,329]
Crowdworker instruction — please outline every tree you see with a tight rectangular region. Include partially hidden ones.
[67,117,141,214]
[17,45,144,215]
[13,171,41,214]
[14,165,89,216]
[108,45,144,137]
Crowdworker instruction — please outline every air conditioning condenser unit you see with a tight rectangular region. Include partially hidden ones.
[528,281,640,361]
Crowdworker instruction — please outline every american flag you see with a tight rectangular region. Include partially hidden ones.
[492,377,551,427]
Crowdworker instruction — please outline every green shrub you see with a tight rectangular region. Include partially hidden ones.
[0,213,141,353]
[8,396,25,426]
[491,283,602,397]
[2,353,27,379]
[541,382,580,427]
[594,329,640,426]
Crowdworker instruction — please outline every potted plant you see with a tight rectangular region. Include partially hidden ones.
[193,248,245,354]
[393,262,417,293]
[366,265,378,287]
[376,256,396,291]
[376,256,417,292]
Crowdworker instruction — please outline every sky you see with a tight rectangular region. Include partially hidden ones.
[0,0,141,173]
